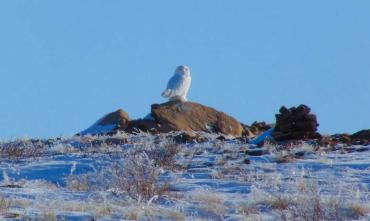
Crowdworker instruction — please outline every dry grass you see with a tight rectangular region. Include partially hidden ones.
[123,204,185,221]
[147,142,182,170]
[67,174,90,191]
[0,142,42,160]
[270,196,290,210]
[93,204,115,218]
[66,142,177,203]
[113,152,170,202]
[40,210,57,221]
[0,195,11,214]
[189,189,227,220]
[347,202,369,218]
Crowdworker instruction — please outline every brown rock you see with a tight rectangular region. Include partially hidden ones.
[321,133,351,147]
[242,122,272,138]
[79,109,131,135]
[125,119,161,134]
[151,101,244,137]
[171,132,208,144]
[99,109,130,129]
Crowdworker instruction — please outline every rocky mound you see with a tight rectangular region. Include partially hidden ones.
[273,104,321,141]
[79,109,130,136]
[242,121,272,138]
[351,129,370,145]
[80,101,244,137]
[150,101,243,137]
[321,130,370,147]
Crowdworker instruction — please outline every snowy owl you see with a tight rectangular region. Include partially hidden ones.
[162,65,191,102]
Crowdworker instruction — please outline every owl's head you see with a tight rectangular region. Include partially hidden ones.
[175,65,191,76]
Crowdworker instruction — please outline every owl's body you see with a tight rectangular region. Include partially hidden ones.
[162,65,191,102]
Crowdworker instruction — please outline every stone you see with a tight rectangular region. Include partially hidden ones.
[245,148,268,156]
[104,138,128,145]
[242,121,272,138]
[273,104,320,141]
[78,109,131,136]
[351,129,370,145]
[332,134,352,144]
[151,101,244,137]
[125,119,161,134]
[171,132,208,144]
[99,109,130,129]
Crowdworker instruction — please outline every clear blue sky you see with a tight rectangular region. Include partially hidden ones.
[0,1,369,138]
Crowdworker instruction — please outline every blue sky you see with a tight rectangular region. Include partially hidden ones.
[0,1,369,138]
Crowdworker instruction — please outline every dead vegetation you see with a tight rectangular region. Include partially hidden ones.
[1,134,370,220]
[0,195,11,214]
[0,141,43,160]
[112,152,170,202]
[67,141,179,203]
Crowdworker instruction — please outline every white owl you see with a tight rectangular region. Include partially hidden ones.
[162,65,191,102]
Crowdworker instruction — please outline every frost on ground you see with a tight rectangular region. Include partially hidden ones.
[0,133,369,220]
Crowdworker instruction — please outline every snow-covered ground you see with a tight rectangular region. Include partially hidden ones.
[0,133,369,220]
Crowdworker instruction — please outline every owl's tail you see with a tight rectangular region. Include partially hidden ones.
[161,89,172,98]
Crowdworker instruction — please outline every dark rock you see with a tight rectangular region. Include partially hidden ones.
[351,129,370,145]
[234,136,250,144]
[172,132,195,143]
[216,135,228,141]
[245,148,268,156]
[125,119,161,134]
[355,146,370,152]
[273,104,321,141]
[343,146,370,153]
[171,132,208,144]
[91,140,104,146]
[319,134,352,148]
[293,104,311,116]
[279,106,290,115]
[294,150,306,158]
[104,138,128,145]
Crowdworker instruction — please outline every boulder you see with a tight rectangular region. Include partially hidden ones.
[242,121,272,138]
[273,104,321,141]
[125,119,161,134]
[351,129,370,145]
[80,102,245,137]
[151,101,244,137]
[170,132,209,144]
[331,133,352,144]
[79,109,130,135]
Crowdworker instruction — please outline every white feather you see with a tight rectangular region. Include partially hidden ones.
[162,65,191,102]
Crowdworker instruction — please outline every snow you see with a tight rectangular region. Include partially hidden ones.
[0,134,369,220]
[79,124,116,136]
[79,113,118,135]
[249,128,274,145]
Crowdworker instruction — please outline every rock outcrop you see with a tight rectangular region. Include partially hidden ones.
[273,104,321,141]
[79,109,130,136]
[320,130,370,147]
[150,101,244,137]
[351,129,370,145]
[242,121,272,138]
[80,101,244,137]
